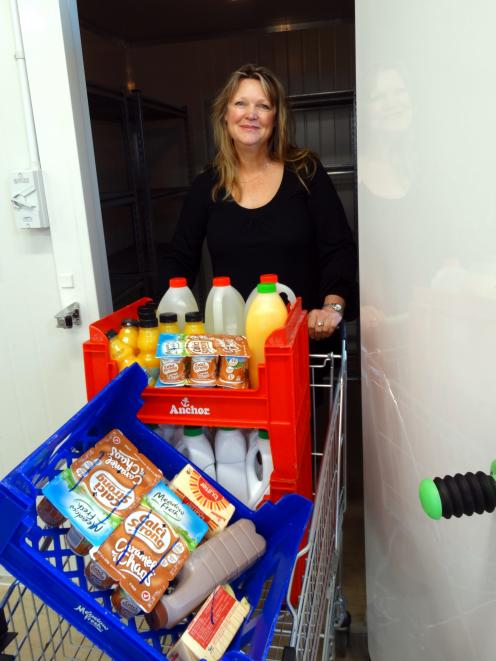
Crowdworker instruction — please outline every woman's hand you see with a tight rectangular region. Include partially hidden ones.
[308,307,343,340]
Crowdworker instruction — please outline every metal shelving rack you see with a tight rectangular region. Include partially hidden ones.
[87,84,193,308]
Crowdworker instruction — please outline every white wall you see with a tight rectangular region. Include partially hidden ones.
[357,2,496,659]
[0,1,108,480]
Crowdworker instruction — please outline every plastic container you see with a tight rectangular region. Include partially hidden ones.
[246,429,274,509]
[174,426,216,480]
[118,319,140,353]
[157,277,198,331]
[106,329,134,364]
[83,297,311,484]
[205,276,245,335]
[146,519,266,630]
[136,316,160,386]
[158,312,180,335]
[215,428,248,504]
[245,274,296,326]
[0,364,312,661]
[183,311,206,335]
[246,283,288,389]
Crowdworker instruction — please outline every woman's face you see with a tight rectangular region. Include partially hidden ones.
[225,78,276,153]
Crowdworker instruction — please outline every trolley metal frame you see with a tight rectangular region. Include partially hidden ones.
[0,340,347,661]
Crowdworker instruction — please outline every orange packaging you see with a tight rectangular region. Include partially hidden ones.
[215,336,250,390]
[184,335,218,387]
[93,504,189,614]
[170,464,235,538]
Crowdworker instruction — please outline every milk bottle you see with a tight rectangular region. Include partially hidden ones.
[246,429,274,508]
[244,274,295,326]
[157,277,199,331]
[205,276,245,335]
[175,426,216,480]
[245,283,288,389]
[214,428,248,504]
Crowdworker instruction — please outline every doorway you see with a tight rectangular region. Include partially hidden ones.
[77,1,366,657]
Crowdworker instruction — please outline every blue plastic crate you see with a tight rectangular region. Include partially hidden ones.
[0,364,312,660]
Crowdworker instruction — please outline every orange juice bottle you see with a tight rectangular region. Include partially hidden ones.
[245,283,288,389]
[106,329,134,364]
[159,312,180,334]
[136,316,160,386]
[117,318,139,353]
[184,311,206,335]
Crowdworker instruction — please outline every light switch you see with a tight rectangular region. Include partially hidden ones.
[11,169,49,229]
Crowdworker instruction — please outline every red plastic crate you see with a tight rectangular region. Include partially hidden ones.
[83,297,311,483]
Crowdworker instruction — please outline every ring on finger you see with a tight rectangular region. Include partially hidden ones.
[317,321,324,327]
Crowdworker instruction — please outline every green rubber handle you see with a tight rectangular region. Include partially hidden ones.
[419,478,443,520]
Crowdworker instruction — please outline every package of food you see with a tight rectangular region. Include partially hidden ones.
[170,464,235,538]
[155,333,188,387]
[168,585,250,661]
[143,481,208,551]
[93,504,189,614]
[215,335,250,390]
[42,429,162,548]
[184,335,218,387]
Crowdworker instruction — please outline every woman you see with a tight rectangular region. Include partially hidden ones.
[163,64,357,340]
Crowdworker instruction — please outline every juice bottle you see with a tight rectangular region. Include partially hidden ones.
[244,274,296,326]
[159,312,180,334]
[205,276,245,335]
[183,311,206,335]
[245,283,288,389]
[157,277,199,331]
[136,316,160,386]
[117,318,139,353]
[106,329,134,364]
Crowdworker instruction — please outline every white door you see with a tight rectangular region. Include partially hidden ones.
[0,0,111,479]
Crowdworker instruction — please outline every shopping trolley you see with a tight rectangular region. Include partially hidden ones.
[0,336,349,660]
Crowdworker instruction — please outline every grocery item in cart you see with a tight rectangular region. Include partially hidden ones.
[244,273,295,325]
[183,311,206,335]
[245,282,288,389]
[106,329,134,365]
[136,315,160,386]
[155,333,188,387]
[85,559,117,589]
[42,429,162,548]
[158,311,180,334]
[205,276,245,336]
[170,464,235,537]
[168,584,250,661]
[184,335,218,387]
[215,335,250,389]
[143,480,208,551]
[93,503,189,614]
[146,518,266,630]
[175,427,217,480]
[117,319,140,353]
[215,428,248,504]
[158,277,199,331]
[245,429,274,508]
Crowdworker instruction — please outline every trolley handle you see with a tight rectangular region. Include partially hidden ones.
[419,460,496,519]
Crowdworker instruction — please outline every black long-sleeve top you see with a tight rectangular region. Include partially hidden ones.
[163,160,358,318]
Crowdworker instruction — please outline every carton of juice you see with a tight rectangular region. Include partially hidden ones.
[93,504,189,614]
[170,464,235,538]
[42,429,162,548]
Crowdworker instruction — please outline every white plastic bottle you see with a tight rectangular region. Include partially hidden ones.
[245,429,274,508]
[175,426,216,480]
[215,428,248,504]
[157,277,199,331]
[205,276,245,335]
[155,424,183,446]
[244,274,296,326]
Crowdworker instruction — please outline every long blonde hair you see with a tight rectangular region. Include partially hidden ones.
[211,64,316,201]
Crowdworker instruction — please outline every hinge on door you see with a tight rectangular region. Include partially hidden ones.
[54,302,81,329]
